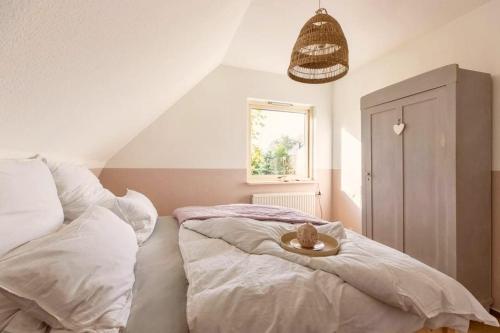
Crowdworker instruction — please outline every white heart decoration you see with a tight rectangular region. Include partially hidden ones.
[393,123,405,135]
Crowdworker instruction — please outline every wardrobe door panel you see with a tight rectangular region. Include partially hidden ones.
[368,105,403,251]
[402,87,453,275]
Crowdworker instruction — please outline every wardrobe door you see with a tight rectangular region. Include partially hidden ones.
[402,86,454,275]
[365,103,403,251]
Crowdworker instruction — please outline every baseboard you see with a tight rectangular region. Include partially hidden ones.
[491,307,500,318]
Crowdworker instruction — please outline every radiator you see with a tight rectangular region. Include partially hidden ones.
[251,192,316,216]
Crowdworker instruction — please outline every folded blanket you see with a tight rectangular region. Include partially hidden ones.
[180,216,498,333]
[173,203,326,225]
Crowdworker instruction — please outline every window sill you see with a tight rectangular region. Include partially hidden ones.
[246,180,318,185]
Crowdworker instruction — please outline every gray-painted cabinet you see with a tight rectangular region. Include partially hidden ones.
[361,64,492,307]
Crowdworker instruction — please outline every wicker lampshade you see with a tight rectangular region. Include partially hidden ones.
[288,8,349,84]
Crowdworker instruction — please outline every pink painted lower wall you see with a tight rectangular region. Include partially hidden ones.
[331,169,362,232]
[331,168,500,310]
[99,168,333,220]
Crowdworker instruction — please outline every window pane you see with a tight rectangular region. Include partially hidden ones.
[250,108,308,178]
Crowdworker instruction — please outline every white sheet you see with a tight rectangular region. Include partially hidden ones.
[179,217,498,333]
[124,216,189,333]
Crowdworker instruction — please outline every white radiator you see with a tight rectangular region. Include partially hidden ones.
[251,192,316,216]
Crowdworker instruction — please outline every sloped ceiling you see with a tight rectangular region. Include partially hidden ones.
[0,0,250,167]
[223,0,491,73]
[0,0,490,167]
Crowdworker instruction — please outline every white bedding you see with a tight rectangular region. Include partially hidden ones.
[0,206,138,333]
[179,217,498,333]
[0,158,64,257]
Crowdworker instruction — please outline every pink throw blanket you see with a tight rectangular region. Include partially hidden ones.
[173,204,326,225]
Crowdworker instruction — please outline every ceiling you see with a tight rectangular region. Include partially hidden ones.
[0,0,250,166]
[223,0,491,74]
[0,0,490,167]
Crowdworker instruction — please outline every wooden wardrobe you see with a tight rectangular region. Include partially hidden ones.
[361,64,492,307]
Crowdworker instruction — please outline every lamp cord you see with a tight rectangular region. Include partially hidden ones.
[316,183,323,220]
[316,0,327,15]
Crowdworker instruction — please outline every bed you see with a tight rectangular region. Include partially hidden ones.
[128,217,448,333]
[2,158,496,332]
[4,209,490,333]
[125,216,188,333]
[172,204,498,333]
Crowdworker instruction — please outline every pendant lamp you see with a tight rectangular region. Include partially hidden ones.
[288,4,349,84]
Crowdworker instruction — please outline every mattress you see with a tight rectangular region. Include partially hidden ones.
[125,216,189,333]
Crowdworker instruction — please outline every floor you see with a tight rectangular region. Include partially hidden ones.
[421,312,500,333]
[467,311,500,332]
[469,320,500,333]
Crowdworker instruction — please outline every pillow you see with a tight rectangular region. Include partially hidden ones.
[101,189,158,245]
[0,206,137,331]
[0,159,63,256]
[46,161,114,221]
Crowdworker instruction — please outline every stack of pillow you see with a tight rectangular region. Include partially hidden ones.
[0,157,156,332]
[0,156,158,258]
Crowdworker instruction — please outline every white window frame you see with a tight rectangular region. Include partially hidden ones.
[247,99,314,184]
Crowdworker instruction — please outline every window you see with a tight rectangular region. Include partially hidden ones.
[247,99,313,183]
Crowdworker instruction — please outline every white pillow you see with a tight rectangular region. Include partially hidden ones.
[0,159,64,256]
[102,189,158,245]
[0,206,137,331]
[47,162,114,221]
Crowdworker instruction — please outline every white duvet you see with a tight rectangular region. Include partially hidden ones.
[179,217,498,333]
[0,206,138,333]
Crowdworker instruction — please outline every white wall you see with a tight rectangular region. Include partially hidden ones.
[107,65,333,170]
[332,0,500,173]
[331,0,500,209]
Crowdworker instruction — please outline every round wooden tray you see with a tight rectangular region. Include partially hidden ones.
[280,232,340,257]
